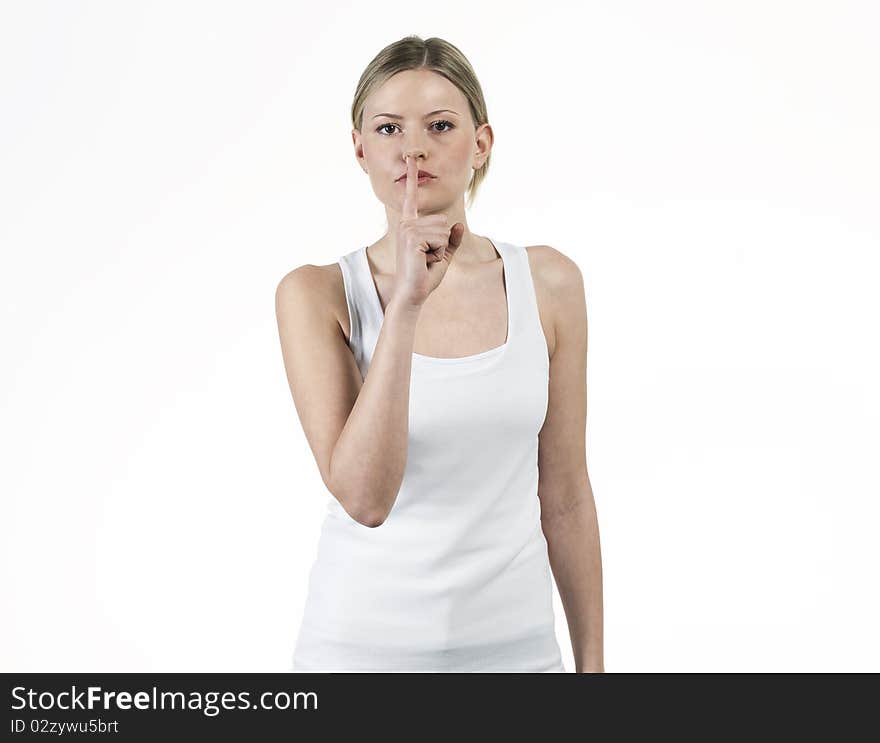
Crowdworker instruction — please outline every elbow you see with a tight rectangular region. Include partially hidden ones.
[346,488,388,527]
[357,512,386,529]
[328,476,387,528]
[344,497,387,528]
[325,447,393,528]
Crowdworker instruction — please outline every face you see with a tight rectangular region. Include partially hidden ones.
[353,69,491,215]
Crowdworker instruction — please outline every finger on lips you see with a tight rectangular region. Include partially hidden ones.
[403,155,420,220]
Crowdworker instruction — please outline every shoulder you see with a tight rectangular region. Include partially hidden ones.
[275,261,348,334]
[523,245,585,357]
[523,245,583,293]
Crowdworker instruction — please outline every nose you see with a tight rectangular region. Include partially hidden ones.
[403,145,426,163]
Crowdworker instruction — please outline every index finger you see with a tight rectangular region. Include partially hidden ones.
[402,155,419,220]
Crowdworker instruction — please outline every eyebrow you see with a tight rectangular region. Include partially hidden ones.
[371,109,460,120]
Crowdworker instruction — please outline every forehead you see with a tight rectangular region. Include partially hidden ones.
[365,69,466,115]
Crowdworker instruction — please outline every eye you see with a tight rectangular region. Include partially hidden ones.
[375,120,456,135]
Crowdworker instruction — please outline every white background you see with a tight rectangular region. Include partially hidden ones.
[2,1,878,672]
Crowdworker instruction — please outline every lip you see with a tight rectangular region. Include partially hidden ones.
[396,169,436,182]
[396,175,436,185]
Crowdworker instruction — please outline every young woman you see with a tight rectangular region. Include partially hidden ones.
[275,35,603,672]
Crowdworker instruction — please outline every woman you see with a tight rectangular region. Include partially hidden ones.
[275,35,603,672]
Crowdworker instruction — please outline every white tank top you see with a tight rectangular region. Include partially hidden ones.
[291,238,565,672]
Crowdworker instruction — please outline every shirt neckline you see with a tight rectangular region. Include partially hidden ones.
[360,237,512,366]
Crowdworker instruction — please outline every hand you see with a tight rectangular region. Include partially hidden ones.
[391,154,465,308]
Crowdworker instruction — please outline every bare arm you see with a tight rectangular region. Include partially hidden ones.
[532,246,604,673]
[275,265,421,527]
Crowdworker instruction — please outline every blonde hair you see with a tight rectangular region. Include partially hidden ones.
[351,35,491,210]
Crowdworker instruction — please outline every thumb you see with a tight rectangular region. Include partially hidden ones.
[444,223,465,262]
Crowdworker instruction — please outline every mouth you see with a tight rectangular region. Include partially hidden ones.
[396,169,437,182]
